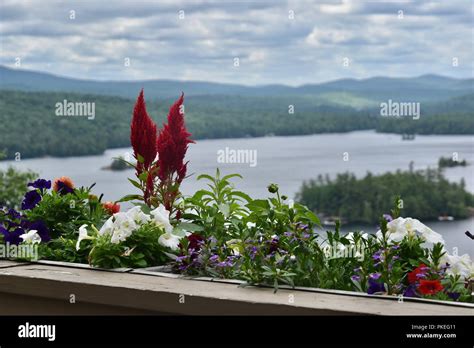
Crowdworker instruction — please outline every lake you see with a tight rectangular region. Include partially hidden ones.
[2,130,473,256]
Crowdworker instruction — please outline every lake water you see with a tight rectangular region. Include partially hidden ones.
[2,130,473,255]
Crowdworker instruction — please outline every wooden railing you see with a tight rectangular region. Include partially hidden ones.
[0,260,472,315]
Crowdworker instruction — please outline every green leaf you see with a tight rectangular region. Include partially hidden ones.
[177,222,204,232]
[116,194,143,203]
[128,178,142,189]
[136,153,145,164]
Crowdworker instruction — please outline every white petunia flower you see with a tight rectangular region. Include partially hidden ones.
[126,206,150,224]
[110,228,133,244]
[376,217,444,245]
[246,222,256,229]
[113,212,138,233]
[150,204,173,233]
[441,253,473,279]
[20,230,41,244]
[99,216,114,236]
[158,233,181,250]
[76,224,93,250]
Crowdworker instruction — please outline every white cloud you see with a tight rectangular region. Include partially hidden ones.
[0,0,471,85]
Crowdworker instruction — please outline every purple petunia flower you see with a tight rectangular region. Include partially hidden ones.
[21,190,42,210]
[353,267,362,273]
[403,285,419,298]
[7,209,21,220]
[367,278,385,294]
[55,181,74,195]
[0,227,24,245]
[28,179,51,191]
[447,292,460,301]
[284,231,293,237]
[25,220,50,242]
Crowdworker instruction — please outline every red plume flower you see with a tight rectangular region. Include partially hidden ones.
[130,89,158,171]
[157,93,194,183]
[156,93,194,211]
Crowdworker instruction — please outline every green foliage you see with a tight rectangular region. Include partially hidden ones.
[1,90,472,160]
[183,169,251,241]
[376,113,474,135]
[296,169,474,224]
[0,167,37,209]
[24,185,106,239]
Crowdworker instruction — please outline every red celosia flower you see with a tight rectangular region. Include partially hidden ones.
[130,89,158,171]
[156,93,194,211]
[102,201,120,215]
[417,279,443,295]
[157,93,194,183]
[408,264,428,284]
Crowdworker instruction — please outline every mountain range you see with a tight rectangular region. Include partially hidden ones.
[1,66,472,108]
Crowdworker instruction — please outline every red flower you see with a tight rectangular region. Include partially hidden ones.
[408,264,428,284]
[417,279,443,295]
[102,201,120,215]
[130,89,158,171]
[157,93,194,183]
[156,93,194,211]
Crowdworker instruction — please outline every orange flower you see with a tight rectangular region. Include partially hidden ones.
[103,201,120,215]
[53,176,75,194]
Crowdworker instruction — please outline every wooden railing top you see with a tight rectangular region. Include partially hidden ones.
[0,261,472,315]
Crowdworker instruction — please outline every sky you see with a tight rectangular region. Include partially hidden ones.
[0,0,472,85]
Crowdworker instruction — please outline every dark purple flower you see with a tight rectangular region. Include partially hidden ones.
[28,179,51,191]
[391,245,400,250]
[26,220,51,242]
[353,267,362,273]
[55,181,74,195]
[403,285,419,298]
[367,278,385,294]
[21,190,42,210]
[284,231,293,237]
[7,209,21,220]
[447,292,460,301]
[0,227,24,245]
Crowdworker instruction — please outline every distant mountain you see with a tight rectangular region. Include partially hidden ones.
[0,66,472,107]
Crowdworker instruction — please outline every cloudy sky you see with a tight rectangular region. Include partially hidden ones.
[0,0,472,85]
